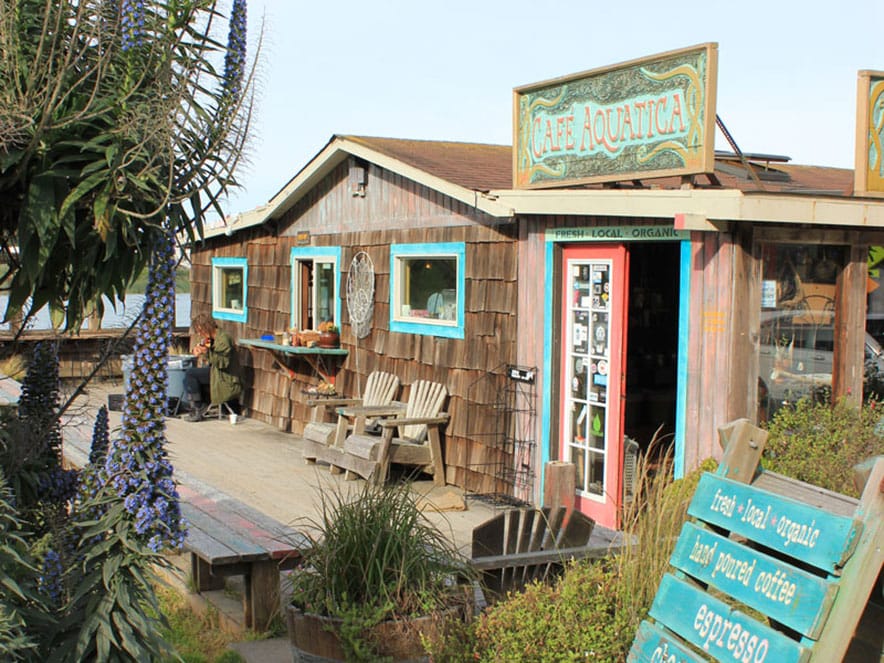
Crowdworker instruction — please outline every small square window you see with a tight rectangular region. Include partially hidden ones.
[390,242,464,339]
[212,257,248,322]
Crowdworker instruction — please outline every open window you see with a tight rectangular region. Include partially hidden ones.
[290,247,342,331]
[212,257,248,323]
[390,242,465,339]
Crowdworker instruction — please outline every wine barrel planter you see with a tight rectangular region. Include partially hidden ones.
[286,604,452,662]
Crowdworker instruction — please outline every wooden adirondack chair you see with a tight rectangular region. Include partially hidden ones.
[470,507,597,601]
[339,380,449,486]
[302,371,400,467]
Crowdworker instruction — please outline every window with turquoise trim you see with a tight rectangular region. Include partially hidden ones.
[390,242,465,339]
[212,257,247,322]
[290,247,342,331]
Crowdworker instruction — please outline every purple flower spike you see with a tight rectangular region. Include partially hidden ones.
[222,0,247,102]
[120,0,145,51]
[105,229,186,551]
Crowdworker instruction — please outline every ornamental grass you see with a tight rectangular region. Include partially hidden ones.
[291,482,472,620]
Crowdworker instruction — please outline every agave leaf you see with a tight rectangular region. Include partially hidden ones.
[48,300,65,329]
[58,170,108,221]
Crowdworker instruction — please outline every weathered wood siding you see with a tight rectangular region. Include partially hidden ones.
[191,162,519,494]
[683,230,742,469]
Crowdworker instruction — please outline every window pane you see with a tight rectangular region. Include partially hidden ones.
[315,261,335,324]
[295,258,336,329]
[400,257,458,321]
[222,268,243,310]
[758,244,845,419]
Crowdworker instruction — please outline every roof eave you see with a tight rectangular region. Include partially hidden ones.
[202,203,273,240]
[265,136,515,222]
[491,188,884,227]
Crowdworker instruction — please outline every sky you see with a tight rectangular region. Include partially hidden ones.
[220,0,884,218]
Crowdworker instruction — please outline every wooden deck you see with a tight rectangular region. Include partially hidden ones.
[61,379,625,560]
[61,380,499,556]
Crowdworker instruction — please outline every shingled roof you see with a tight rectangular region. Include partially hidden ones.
[209,135,878,239]
[342,135,856,196]
[342,135,513,192]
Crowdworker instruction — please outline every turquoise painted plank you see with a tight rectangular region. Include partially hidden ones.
[670,522,837,638]
[673,239,691,479]
[628,620,706,663]
[688,473,859,573]
[539,239,555,496]
[649,574,811,663]
[238,338,348,356]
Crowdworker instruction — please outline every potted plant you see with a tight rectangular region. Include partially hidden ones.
[317,321,340,348]
[287,482,474,662]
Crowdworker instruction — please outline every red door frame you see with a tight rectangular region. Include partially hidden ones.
[559,245,629,529]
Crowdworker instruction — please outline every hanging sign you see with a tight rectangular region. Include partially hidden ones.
[855,70,884,197]
[514,43,718,189]
[546,225,690,243]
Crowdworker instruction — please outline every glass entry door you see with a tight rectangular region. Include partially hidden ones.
[560,245,628,529]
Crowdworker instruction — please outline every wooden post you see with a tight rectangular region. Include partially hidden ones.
[543,461,576,521]
[87,308,102,331]
[190,554,223,592]
[247,560,280,632]
[716,417,767,484]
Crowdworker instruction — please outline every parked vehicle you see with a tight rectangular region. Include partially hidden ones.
[866,313,884,347]
[759,311,884,415]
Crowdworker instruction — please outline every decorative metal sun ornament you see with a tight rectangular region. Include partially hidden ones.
[346,251,375,340]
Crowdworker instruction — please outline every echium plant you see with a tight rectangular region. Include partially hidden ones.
[104,229,186,552]
[5,342,77,518]
[0,470,41,662]
[223,0,247,103]
[0,0,256,331]
[48,231,182,661]
[120,0,146,51]
[73,406,111,533]
[89,405,111,468]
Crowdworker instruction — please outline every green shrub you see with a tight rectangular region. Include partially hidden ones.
[763,397,884,497]
[472,560,628,662]
[447,440,719,662]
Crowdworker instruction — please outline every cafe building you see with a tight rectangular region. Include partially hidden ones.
[190,44,884,528]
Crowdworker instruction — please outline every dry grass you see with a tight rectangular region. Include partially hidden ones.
[156,585,245,663]
[613,432,716,634]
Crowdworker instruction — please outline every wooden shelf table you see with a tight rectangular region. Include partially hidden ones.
[239,338,348,386]
[238,338,348,431]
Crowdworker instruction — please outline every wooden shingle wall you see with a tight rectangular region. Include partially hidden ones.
[191,162,520,494]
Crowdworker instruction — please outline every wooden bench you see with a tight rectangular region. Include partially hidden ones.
[471,506,625,601]
[177,481,307,631]
[628,418,884,663]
